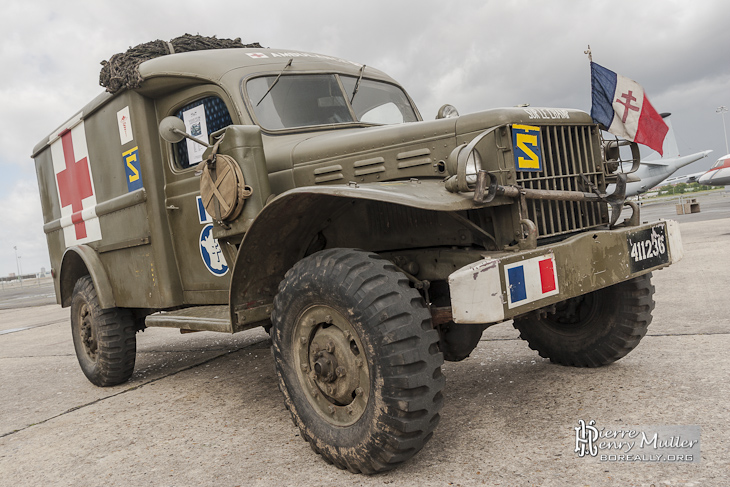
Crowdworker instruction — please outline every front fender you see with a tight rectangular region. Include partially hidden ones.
[271,179,481,211]
[228,180,481,329]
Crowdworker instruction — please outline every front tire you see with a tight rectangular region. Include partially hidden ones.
[513,273,655,367]
[70,276,136,386]
[271,249,444,474]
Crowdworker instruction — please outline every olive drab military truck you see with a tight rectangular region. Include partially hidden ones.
[33,45,683,474]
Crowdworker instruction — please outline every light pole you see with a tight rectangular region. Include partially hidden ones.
[717,106,729,155]
[13,245,22,285]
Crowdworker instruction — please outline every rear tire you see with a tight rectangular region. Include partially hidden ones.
[70,276,136,386]
[271,249,444,474]
[513,273,655,367]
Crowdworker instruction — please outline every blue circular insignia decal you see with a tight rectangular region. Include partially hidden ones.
[199,224,229,276]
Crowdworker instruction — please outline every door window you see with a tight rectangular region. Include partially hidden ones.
[174,96,233,169]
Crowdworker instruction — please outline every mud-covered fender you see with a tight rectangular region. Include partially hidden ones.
[229,180,479,329]
[59,245,116,309]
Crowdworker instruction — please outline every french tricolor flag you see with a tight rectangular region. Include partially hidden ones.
[504,255,560,309]
[590,62,669,156]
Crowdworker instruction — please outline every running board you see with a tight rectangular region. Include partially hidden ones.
[145,305,231,333]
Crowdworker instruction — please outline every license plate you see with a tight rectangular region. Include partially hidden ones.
[627,224,669,273]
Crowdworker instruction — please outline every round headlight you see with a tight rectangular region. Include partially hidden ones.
[444,126,501,193]
[436,104,460,119]
[444,144,484,193]
[465,150,482,185]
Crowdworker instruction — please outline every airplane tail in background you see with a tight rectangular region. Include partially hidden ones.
[660,115,680,159]
[613,110,712,196]
[639,114,679,165]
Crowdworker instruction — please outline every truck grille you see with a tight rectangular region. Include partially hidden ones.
[515,125,608,239]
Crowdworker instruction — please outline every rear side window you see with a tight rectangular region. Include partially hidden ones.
[174,96,233,169]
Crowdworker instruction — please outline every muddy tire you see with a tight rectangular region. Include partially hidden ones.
[70,276,136,386]
[513,273,655,367]
[271,249,444,474]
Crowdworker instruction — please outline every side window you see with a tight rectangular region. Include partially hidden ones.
[174,96,233,169]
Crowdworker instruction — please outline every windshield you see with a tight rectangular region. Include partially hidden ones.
[711,157,728,169]
[246,74,418,130]
[340,76,418,125]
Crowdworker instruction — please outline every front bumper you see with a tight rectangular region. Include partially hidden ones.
[448,220,683,324]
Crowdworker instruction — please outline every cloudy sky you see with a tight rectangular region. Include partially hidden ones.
[1,0,729,277]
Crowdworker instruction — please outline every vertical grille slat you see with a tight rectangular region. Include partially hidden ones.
[545,127,558,235]
[578,126,595,228]
[557,128,569,234]
[565,128,578,230]
[516,124,608,239]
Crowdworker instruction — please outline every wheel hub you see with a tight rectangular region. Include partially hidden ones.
[79,304,98,360]
[294,305,369,425]
[313,350,337,383]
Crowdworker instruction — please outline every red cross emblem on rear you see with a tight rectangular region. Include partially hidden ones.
[56,130,94,239]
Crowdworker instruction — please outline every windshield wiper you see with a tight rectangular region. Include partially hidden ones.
[350,64,366,104]
[256,58,293,107]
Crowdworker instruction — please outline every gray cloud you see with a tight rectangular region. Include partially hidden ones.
[1,0,729,275]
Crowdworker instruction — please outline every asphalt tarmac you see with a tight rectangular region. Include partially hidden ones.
[1,191,728,486]
[0,278,56,311]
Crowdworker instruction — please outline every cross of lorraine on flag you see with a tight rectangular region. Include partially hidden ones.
[590,62,669,156]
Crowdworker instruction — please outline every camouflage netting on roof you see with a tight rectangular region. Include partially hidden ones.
[99,34,263,94]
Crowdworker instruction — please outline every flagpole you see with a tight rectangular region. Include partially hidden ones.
[585,45,604,130]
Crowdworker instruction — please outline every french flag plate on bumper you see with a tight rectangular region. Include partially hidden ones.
[504,254,559,309]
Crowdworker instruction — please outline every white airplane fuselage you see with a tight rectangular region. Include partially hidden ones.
[698,155,730,186]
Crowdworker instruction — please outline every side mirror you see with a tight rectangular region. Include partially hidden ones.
[158,116,211,147]
[159,116,186,143]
